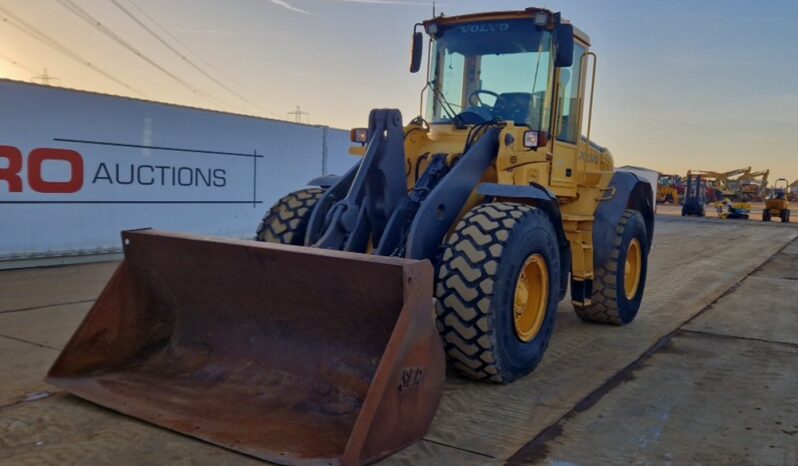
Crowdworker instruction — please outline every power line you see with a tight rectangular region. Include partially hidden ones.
[126,0,278,110]
[0,51,38,74]
[111,0,275,117]
[0,6,144,95]
[55,0,233,110]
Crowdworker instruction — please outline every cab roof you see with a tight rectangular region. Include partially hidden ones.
[423,7,591,46]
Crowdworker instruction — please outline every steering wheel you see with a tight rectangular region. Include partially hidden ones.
[468,89,500,108]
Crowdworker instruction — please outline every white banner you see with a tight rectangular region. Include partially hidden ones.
[0,80,357,263]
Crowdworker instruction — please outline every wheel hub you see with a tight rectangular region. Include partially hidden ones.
[624,239,642,300]
[513,254,549,342]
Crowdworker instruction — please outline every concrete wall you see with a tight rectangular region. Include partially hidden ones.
[0,80,357,266]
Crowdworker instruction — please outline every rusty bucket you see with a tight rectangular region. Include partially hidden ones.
[46,229,444,465]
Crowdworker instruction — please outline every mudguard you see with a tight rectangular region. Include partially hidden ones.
[594,171,655,269]
[307,173,347,188]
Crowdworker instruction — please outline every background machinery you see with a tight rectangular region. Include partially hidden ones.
[657,174,682,204]
[763,178,791,223]
[687,167,748,203]
[716,199,751,220]
[48,7,654,465]
[682,174,707,217]
[787,179,798,202]
[737,168,770,202]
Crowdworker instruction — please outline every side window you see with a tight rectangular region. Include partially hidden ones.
[441,50,465,112]
[556,43,585,144]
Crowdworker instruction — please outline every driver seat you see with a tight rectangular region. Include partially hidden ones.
[492,92,533,125]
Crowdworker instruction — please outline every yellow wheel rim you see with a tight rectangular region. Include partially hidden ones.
[513,254,549,343]
[624,239,642,300]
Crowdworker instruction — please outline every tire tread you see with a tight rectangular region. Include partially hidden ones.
[435,202,553,383]
[575,209,639,325]
[256,188,324,244]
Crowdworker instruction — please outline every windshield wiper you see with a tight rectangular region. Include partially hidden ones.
[427,80,465,127]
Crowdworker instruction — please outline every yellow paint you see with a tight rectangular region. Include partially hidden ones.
[624,239,642,300]
[514,254,549,342]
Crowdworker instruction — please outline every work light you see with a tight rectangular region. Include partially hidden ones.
[534,12,549,26]
[523,130,547,148]
[350,128,368,144]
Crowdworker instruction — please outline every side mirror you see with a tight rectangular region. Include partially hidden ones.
[554,24,574,68]
[410,31,423,73]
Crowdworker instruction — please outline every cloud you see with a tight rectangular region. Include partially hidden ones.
[268,0,310,15]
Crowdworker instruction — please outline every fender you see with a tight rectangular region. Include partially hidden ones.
[307,173,346,188]
[476,182,568,247]
[477,182,571,301]
[594,171,655,269]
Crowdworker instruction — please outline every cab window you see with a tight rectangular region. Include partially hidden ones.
[556,43,585,144]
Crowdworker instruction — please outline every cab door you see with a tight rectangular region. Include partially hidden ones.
[550,42,586,195]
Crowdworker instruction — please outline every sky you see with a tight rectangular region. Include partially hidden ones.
[0,0,796,181]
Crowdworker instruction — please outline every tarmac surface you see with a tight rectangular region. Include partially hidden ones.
[1,214,796,465]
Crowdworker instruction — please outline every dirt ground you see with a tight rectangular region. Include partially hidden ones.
[657,201,790,223]
[1,215,796,465]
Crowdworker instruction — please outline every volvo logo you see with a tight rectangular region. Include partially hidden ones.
[459,23,510,34]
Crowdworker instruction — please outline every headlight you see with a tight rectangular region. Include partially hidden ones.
[350,128,368,144]
[523,130,547,148]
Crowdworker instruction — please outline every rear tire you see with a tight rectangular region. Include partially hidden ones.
[255,188,325,244]
[574,210,649,326]
[435,202,560,384]
[783,210,791,223]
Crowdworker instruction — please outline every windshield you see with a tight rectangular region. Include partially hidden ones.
[426,19,553,129]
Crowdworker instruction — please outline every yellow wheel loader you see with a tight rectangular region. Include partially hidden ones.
[49,7,654,466]
[763,178,791,223]
[656,174,681,205]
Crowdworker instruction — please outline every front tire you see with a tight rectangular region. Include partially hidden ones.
[255,188,325,244]
[435,203,561,384]
[574,210,649,325]
[783,210,791,223]
[763,209,771,222]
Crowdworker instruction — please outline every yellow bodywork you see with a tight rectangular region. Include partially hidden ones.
[350,120,612,286]
[656,175,680,204]
[656,187,679,205]
[400,121,612,283]
[765,179,791,215]
[348,10,619,288]
[765,197,790,213]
